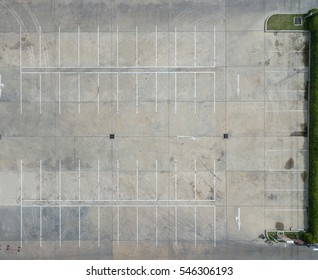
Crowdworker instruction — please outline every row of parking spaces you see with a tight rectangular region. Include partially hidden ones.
[4,206,215,247]
[17,72,216,114]
[0,27,216,68]
[9,158,220,202]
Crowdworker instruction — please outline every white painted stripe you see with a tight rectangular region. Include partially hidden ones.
[78,159,81,200]
[175,206,178,246]
[156,205,158,247]
[39,160,42,200]
[97,159,100,200]
[194,26,197,67]
[136,73,138,114]
[237,73,240,97]
[97,73,100,114]
[78,73,80,114]
[155,72,158,112]
[39,74,42,114]
[116,73,119,112]
[175,160,178,200]
[59,206,62,246]
[155,26,158,67]
[58,26,61,67]
[155,160,158,200]
[24,70,216,74]
[194,73,197,114]
[175,73,177,114]
[40,206,42,247]
[78,26,80,67]
[214,205,216,247]
[194,206,197,247]
[59,160,62,200]
[175,27,177,67]
[97,206,100,247]
[136,159,139,200]
[116,26,119,67]
[136,206,139,246]
[117,160,120,200]
[213,26,216,67]
[213,72,216,113]
[39,26,42,67]
[20,26,22,115]
[117,206,120,245]
[136,26,138,67]
[58,73,61,114]
[194,159,197,200]
[20,159,23,247]
[78,206,81,247]
[97,25,100,67]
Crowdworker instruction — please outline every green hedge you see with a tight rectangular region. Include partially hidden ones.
[307,8,318,243]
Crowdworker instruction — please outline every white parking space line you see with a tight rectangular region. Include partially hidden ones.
[194,206,197,247]
[20,26,22,115]
[97,159,100,200]
[58,73,61,114]
[59,206,62,246]
[136,73,138,114]
[214,206,216,247]
[39,160,42,200]
[78,206,81,247]
[175,27,177,67]
[194,26,197,67]
[213,26,216,67]
[78,73,81,114]
[59,160,62,200]
[116,26,119,67]
[117,160,120,200]
[117,206,120,245]
[39,26,42,67]
[156,205,158,247]
[136,206,139,246]
[237,74,240,97]
[97,206,100,247]
[39,74,42,114]
[194,159,197,200]
[194,73,197,114]
[136,160,139,200]
[97,73,100,114]
[40,206,42,247]
[175,206,178,246]
[116,73,119,112]
[136,26,138,67]
[155,73,158,112]
[97,25,100,67]
[58,26,61,67]
[78,160,81,200]
[213,72,216,114]
[235,207,241,231]
[155,26,158,67]
[77,26,80,67]
[175,73,177,114]
[175,160,178,200]
[20,159,23,247]
[155,160,158,200]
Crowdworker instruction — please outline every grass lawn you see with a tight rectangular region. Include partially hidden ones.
[266,14,309,31]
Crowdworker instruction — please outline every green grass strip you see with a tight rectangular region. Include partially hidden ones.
[266,13,309,31]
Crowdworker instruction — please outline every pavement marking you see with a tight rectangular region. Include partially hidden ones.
[78,73,81,114]
[39,26,42,67]
[194,73,197,114]
[136,26,138,67]
[175,73,177,114]
[97,25,100,67]
[155,26,158,67]
[175,160,178,200]
[39,160,42,200]
[194,26,197,67]
[97,73,100,114]
[58,26,61,67]
[155,73,158,112]
[237,74,240,97]
[59,206,62,246]
[20,159,23,247]
[59,160,62,200]
[136,206,139,246]
[116,73,119,112]
[175,26,177,66]
[97,159,100,200]
[39,74,42,114]
[194,159,197,200]
[156,205,158,247]
[40,206,42,247]
[117,206,120,245]
[78,206,81,247]
[136,159,139,200]
[175,206,178,246]
[213,26,216,67]
[214,205,216,247]
[20,26,22,114]
[155,160,158,200]
[78,26,80,67]
[136,73,139,114]
[235,207,241,231]
[58,73,61,114]
[194,206,197,247]
[213,159,216,187]
[78,159,81,200]
[97,206,100,247]
[116,26,119,67]
[213,72,216,114]
[117,160,120,200]
[23,70,215,74]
